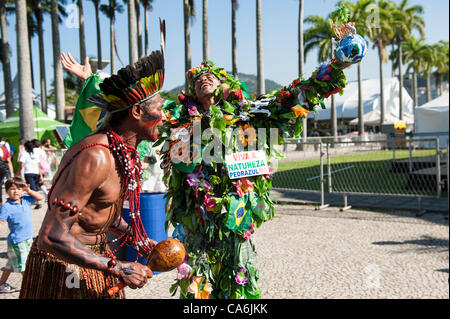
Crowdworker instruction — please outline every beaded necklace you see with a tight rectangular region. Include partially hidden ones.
[105,127,154,258]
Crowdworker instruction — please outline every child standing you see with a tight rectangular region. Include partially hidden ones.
[0,177,43,293]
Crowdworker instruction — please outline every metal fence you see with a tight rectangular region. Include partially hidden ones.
[272,134,449,211]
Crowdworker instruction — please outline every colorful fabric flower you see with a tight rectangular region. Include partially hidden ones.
[177,257,193,280]
[235,268,249,285]
[203,193,217,212]
[237,124,257,147]
[291,106,310,118]
[234,178,254,198]
[230,89,243,100]
[188,276,213,299]
[186,167,212,198]
[188,106,200,117]
[242,223,255,241]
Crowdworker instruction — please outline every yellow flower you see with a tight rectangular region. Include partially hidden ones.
[224,115,239,126]
[219,70,227,76]
[188,276,212,299]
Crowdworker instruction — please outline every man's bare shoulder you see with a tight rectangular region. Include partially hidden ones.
[62,133,113,177]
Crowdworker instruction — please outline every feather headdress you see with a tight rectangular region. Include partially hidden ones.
[89,19,166,113]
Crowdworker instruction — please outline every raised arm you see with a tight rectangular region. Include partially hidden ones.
[61,52,93,82]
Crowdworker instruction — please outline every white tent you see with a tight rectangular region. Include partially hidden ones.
[0,75,56,121]
[310,77,414,123]
[349,109,414,125]
[415,92,449,148]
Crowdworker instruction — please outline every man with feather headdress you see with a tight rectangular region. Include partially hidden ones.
[19,28,168,299]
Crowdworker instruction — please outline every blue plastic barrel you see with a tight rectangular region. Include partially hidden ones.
[123,192,168,268]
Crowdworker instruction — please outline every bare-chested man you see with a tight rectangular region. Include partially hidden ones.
[19,50,166,299]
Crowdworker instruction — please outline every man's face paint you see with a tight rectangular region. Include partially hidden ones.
[141,95,165,142]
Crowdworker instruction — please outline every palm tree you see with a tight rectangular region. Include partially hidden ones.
[90,0,102,70]
[29,0,67,114]
[0,0,14,117]
[393,37,428,107]
[51,0,65,121]
[100,0,123,74]
[141,0,153,56]
[421,44,437,103]
[366,0,394,126]
[255,0,264,94]
[15,0,34,139]
[136,0,142,58]
[76,0,86,63]
[432,41,449,96]
[183,0,195,90]
[127,0,138,64]
[303,14,336,139]
[231,0,237,77]
[202,0,208,61]
[390,0,425,120]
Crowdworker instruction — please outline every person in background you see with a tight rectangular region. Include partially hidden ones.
[41,138,57,151]
[0,177,43,293]
[5,140,16,159]
[31,140,50,200]
[18,141,44,209]
[0,142,14,205]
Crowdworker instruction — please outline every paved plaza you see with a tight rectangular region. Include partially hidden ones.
[1,201,448,299]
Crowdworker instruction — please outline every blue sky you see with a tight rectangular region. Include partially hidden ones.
[1,0,449,95]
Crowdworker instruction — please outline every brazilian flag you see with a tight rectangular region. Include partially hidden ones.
[63,74,106,148]
[225,194,252,231]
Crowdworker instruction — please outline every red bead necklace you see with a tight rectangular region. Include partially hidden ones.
[105,128,154,258]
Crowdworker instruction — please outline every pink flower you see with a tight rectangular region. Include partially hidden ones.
[188,106,200,117]
[177,256,193,280]
[203,193,217,212]
[177,263,193,280]
[242,223,255,241]
[235,267,248,285]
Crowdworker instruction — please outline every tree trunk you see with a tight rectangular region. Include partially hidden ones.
[15,0,34,139]
[357,63,364,136]
[28,27,35,89]
[231,0,237,77]
[203,0,209,61]
[397,38,403,121]
[256,0,265,94]
[298,0,307,148]
[0,0,14,117]
[110,8,115,75]
[78,0,86,63]
[136,0,142,58]
[183,0,191,90]
[331,94,337,144]
[377,40,385,126]
[425,75,431,102]
[144,2,149,56]
[51,0,65,121]
[412,70,418,107]
[128,0,138,64]
[36,5,48,114]
[94,1,102,70]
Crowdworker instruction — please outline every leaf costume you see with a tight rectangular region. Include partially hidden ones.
[158,17,367,298]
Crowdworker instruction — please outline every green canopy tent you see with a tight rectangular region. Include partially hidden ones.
[0,105,68,168]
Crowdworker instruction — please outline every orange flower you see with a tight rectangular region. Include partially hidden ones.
[291,106,309,118]
[238,124,257,147]
[188,276,212,299]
